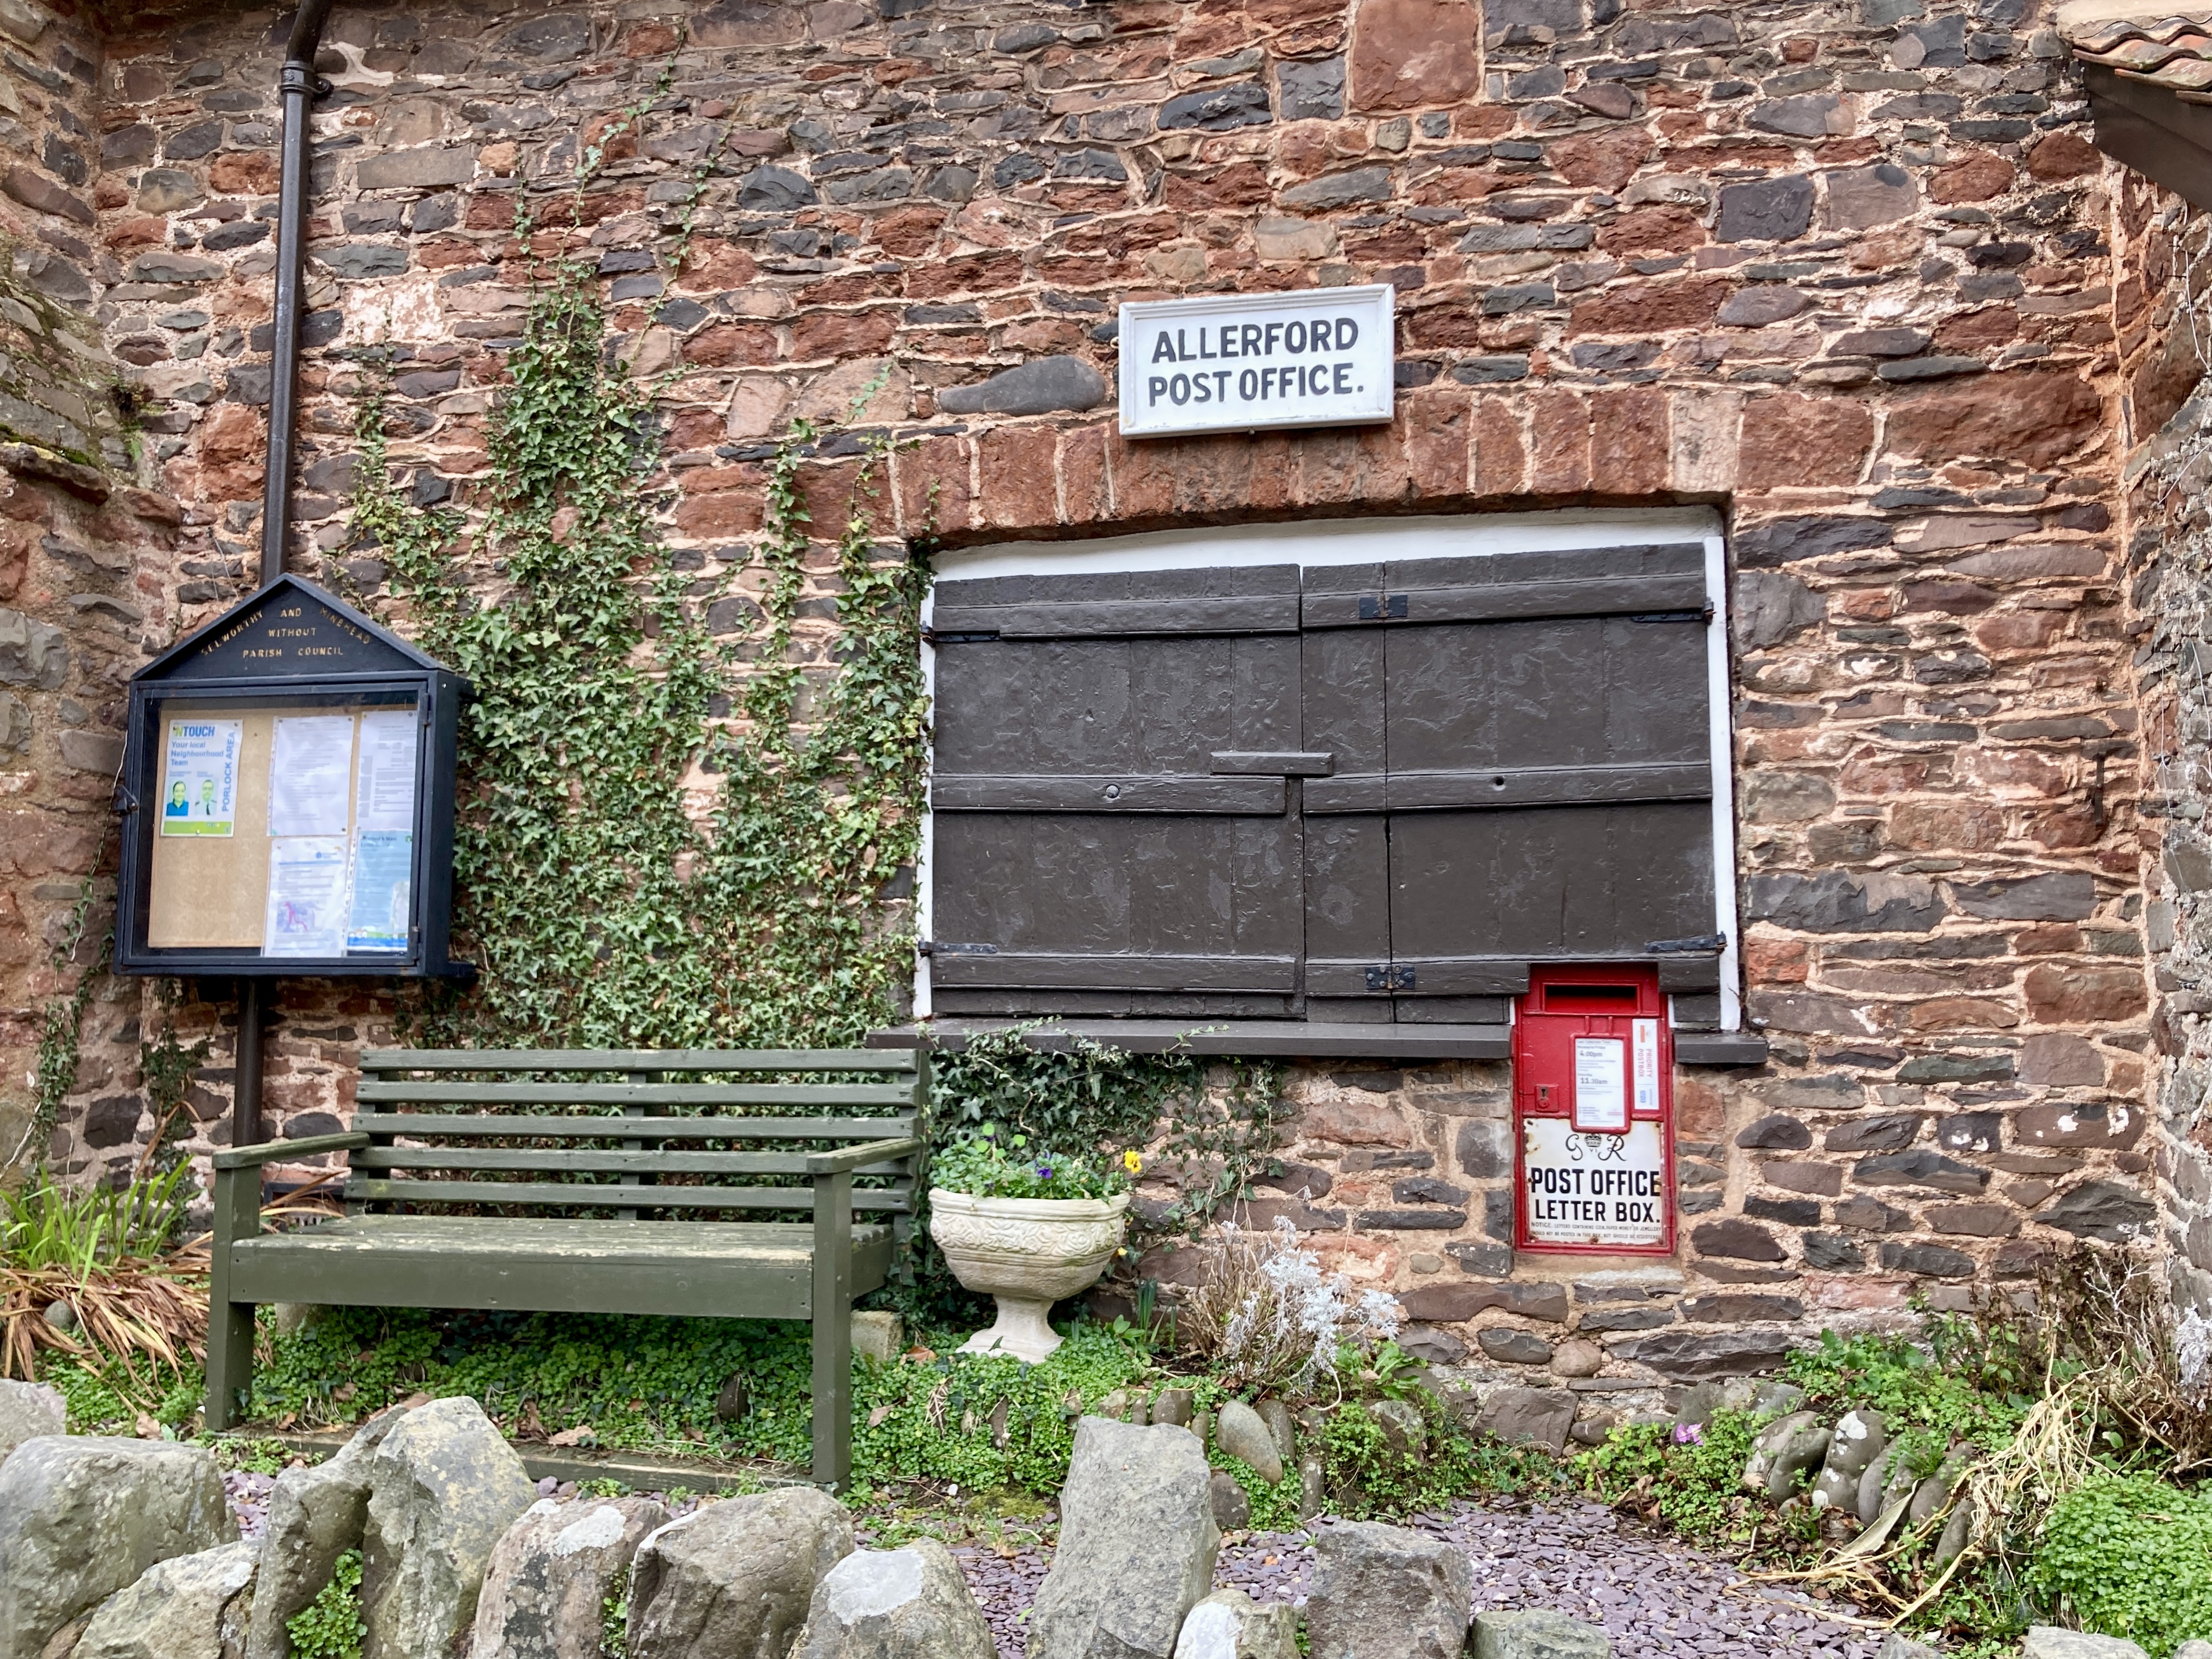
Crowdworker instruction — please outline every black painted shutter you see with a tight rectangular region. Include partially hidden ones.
[928,566,1310,1016]
[1301,543,1717,1020]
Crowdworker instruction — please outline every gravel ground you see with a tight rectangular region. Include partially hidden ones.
[951,1498,1880,1659]
[224,1473,1877,1659]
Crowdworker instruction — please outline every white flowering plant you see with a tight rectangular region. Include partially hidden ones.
[1174,1216,1404,1399]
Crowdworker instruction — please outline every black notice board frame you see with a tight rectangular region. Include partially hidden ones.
[114,575,470,980]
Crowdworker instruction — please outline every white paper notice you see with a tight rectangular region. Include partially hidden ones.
[1632,1018,1661,1115]
[354,709,418,833]
[159,716,241,836]
[1522,1118,1667,1248]
[269,715,355,837]
[1572,1035,1628,1133]
[264,836,349,957]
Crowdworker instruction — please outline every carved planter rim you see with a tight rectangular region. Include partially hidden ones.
[926,1188,1132,1222]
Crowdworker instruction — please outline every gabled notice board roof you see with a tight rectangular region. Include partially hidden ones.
[135,574,448,686]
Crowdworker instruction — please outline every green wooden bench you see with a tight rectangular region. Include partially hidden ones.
[206,1046,925,1488]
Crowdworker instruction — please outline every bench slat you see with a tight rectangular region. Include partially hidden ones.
[351,1113,915,1141]
[356,1081,919,1109]
[342,1178,913,1214]
[360,1048,919,1074]
[352,1146,915,1179]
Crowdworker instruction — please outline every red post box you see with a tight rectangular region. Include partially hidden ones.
[1513,963,1676,1258]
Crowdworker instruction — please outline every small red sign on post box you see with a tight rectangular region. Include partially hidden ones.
[1513,963,1675,1257]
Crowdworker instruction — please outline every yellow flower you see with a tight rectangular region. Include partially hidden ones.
[1122,1150,1143,1175]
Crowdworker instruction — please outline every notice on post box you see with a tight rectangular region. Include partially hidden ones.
[1522,1118,1667,1248]
[1572,1036,1627,1133]
[1118,285,1395,438]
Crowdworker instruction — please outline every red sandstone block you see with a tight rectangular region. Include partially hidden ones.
[975,425,1061,532]
[1402,386,1473,502]
[1589,386,1667,497]
[1739,392,1871,489]
[1568,276,1729,337]
[1471,395,1526,498]
[791,309,895,362]
[684,323,779,368]
[1106,429,1174,522]
[1059,424,1110,526]
[894,433,970,539]
[1528,389,1590,496]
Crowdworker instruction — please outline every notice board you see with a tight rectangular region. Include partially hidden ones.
[115,576,467,979]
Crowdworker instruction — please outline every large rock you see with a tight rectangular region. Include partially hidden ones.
[789,1537,994,1659]
[1872,1635,1941,1659]
[1907,1447,1976,1526]
[938,356,1107,416]
[1811,1410,1887,1512]
[1473,1388,1576,1455]
[360,1396,536,1659]
[1471,1609,1613,1658]
[0,1436,235,1659]
[1028,1419,1218,1659]
[1305,1520,1473,1659]
[74,1539,258,1659]
[1213,1401,1284,1486]
[2020,1631,2149,1659]
[1740,1412,1829,1502]
[627,1487,854,1659]
[1172,1589,1297,1659]
[1857,1442,1919,1526]
[247,1413,403,1659]
[473,1497,670,1659]
[0,1381,63,1465]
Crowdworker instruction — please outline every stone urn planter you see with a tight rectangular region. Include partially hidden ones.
[927,1189,1130,1363]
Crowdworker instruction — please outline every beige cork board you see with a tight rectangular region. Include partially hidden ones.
[146,705,364,949]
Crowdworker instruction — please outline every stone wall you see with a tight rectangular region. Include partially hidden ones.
[0,0,2198,1389]
[2112,179,2212,1332]
[0,0,185,1182]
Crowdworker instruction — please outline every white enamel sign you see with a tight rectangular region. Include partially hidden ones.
[1118,285,1395,438]
[1522,1118,1667,1248]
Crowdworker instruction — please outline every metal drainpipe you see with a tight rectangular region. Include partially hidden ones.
[237,0,335,1155]
[259,0,336,588]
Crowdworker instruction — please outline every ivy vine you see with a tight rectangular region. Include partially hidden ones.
[348,253,928,1048]
[16,857,110,1175]
[338,104,1285,1285]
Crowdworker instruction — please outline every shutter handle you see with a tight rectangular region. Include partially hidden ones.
[1210,751,1335,777]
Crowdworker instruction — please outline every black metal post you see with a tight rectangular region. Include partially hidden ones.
[234,977,266,1150]
[259,0,336,587]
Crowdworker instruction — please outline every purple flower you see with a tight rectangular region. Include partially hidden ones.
[1673,1423,1703,1445]
[1036,1164,1054,1179]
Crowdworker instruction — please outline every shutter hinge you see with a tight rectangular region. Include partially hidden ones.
[1357,595,1409,621]
[1645,933,1727,954]
[1365,964,1416,990]
[916,941,998,957]
[919,626,1000,645]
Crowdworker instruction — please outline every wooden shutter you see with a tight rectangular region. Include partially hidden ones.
[928,566,1309,1016]
[926,542,1723,1025]
[1301,544,1717,1020]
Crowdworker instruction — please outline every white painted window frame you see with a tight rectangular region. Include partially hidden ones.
[916,507,1742,1031]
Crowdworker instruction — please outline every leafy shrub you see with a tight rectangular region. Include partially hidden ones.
[251,1306,1149,1499]
[287,1549,365,1659]
[1,1166,194,1270]
[1578,1410,1764,1544]
[1321,1384,1554,1519]
[2028,1473,2212,1657]
[1175,1220,1402,1397]
[1785,1321,2031,1458]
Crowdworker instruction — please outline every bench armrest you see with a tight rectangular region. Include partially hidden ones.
[806,1136,922,1175]
[213,1132,369,1171]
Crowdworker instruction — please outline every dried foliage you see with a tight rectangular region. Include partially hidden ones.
[1173,1218,1402,1399]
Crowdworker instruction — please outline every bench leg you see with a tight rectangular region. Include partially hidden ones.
[204,1297,254,1431]
[811,1169,854,1491]
[205,1162,259,1432]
